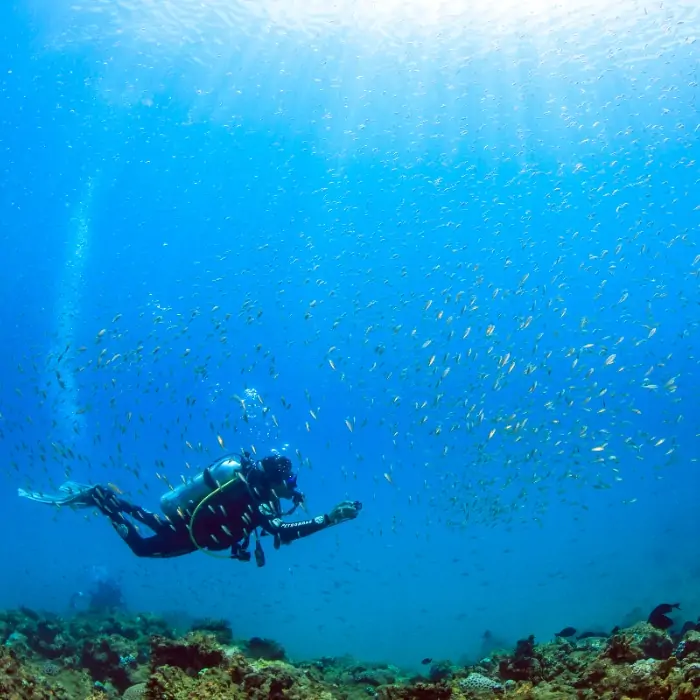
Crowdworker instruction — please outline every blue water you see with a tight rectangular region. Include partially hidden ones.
[1,0,699,670]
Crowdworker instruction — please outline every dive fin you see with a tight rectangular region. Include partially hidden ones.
[18,482,97,508]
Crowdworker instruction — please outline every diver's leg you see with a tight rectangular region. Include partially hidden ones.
[92,489,195,556]
[107,510,194,558]
[92,488,168,534]
[56,486,192,557]
[21,483,168,536]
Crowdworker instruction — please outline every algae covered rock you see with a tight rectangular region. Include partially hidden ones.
[150,633,225,675]
[3,604,700,700]
[189,618,234,646]
[427,659,454,682]
[146,663,200,699]
[603,622,674,663]
[378,680,452,699]
[603,630,646,663]
[242,635,287,661]
[0,646,69,699]
[497,635,544,682]
[344,661,400,687]
[676,630,700,662]
[79,633,137,693]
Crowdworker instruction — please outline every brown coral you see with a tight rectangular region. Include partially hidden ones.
[149,634,225,676]
[0,646,68,699]
[5,605,700,700]
[378,681,452,699]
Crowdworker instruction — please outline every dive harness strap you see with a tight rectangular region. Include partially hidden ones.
[191,452,299,566]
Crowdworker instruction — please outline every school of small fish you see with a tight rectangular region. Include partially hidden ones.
[2,183,697,538]
[1,0,699,543]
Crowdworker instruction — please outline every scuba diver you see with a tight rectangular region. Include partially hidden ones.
[19,452,362,566]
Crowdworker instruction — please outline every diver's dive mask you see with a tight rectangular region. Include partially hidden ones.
[260,454,296,490]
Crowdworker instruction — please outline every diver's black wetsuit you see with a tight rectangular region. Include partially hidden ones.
[93,483,329,560]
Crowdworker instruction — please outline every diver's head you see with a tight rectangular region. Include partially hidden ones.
[260,454,300,500]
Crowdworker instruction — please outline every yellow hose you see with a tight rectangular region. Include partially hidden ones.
[187,474,245,560]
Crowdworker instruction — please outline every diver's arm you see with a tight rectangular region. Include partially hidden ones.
[258,505,330,544]
[258,500,362,545]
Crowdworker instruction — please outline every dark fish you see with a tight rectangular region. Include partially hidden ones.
[577,631,609,640]
[648,603,681,631]
[421,658,433,665]
[554,627,577,638]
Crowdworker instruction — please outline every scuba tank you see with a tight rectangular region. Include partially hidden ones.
[160,456,244,521]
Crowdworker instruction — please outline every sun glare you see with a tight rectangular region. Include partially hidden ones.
[255,0,603,34]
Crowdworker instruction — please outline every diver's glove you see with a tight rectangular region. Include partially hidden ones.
[326,500,362,526]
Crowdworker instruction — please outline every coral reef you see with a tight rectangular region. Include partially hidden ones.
[189,619,234,647]
[1,606,700,699]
